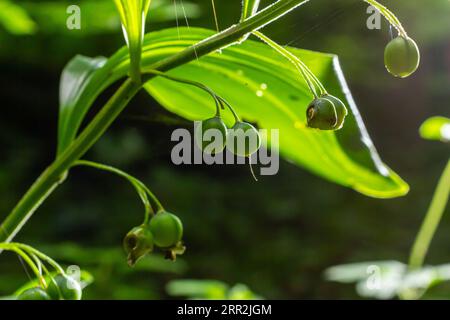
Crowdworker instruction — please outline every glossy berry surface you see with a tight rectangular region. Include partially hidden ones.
[46,274,82,300]
[226,121,261,157]
[123,225,154,266]
[306,97,338,130]
[149,212,183,248]
[17,287,51,300]
[384,36,420,78]
[195,117,228,154]
[321,94,348,130]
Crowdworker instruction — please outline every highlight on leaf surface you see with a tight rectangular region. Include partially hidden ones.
[113,0,152,83]
[241,0,261,21]
[419,116,450,143]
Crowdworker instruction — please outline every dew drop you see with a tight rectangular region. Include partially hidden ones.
[256,90,264,97]
[260,83,268,90]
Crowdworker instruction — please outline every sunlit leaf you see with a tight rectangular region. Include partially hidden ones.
[114,0,151,82]
[58,55,108,154]
[419,116,450,142]
[57,27,409,198]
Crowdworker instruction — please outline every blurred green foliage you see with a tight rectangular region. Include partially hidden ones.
[0,1,37,35]
[0,0,449,299]
[420,116,450,142]
[167,279,262,300]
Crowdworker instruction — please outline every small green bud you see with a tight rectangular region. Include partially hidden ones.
[384,36,420,78]
[306,97,338,130]
[149,212,183,248]
[46,274,82,300]
[17,287,51,300]
[123,225,154,266]
[195,117,228,154]
[226,121,261,157]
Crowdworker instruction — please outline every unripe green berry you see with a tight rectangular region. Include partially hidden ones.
[321,94,348,130]
[384,36,420,78]
[123,225,154,266]
[17,287,51,300]
[226,121,261,157]
[46,275,82,300]
[195,117,228,154]
[149,212,183,248]
[306,97,338,130]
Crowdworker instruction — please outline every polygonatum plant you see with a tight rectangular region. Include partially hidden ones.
[0,0,422,299]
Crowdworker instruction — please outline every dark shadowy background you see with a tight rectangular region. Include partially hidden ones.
[0,0,449,299]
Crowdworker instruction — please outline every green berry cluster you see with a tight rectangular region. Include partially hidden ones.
[124,211,185,266]
[17,274,82,300]
[195,117,261,157]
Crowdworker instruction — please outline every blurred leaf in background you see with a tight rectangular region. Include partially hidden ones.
[420,116,450,143]
[0,0,37,35]
[2,0,200,35]
[325,261,450,300]
[167,279,262,300]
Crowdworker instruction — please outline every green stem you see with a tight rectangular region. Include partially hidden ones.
[253,31,324,97]
[73,160,164,222]
[0,79,141,243]
[408,159,450,270]
[144,69,223,117]
[363,0,407,37]
[0,0,312,245]
[0,243,45,287]
[16,243,66,275]
[216,96,241,123]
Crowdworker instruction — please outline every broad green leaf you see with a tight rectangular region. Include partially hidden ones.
[0,0,36,35]
[419,116,450,142]
[57,27,409,198]
[58,55,107,154]
[114,0,151,82]
[241,0,261,21]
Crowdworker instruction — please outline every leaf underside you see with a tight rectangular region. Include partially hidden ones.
[57,27,409,198]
